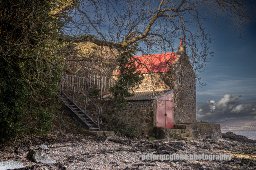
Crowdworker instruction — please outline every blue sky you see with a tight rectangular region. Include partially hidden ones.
[197,8,256,102]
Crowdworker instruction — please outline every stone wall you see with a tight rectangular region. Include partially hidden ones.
[102,100,154,137]
[134,74,169,92]
[64,40,118,76]
[191,123,222,140]
[172,55,196,124]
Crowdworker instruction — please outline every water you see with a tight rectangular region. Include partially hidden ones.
[219,119,256,140]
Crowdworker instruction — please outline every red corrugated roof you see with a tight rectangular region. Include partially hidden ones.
[112,52,178,75]
[133,52,178,74]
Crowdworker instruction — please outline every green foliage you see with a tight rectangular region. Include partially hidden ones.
[0,0,67,142]
[0,60,26,141]
[110,46,143,102]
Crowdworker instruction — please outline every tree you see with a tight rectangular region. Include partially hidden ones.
[0,0,72,142]
[64,0,248,97]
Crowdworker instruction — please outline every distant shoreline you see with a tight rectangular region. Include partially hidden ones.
[221,129,256,140]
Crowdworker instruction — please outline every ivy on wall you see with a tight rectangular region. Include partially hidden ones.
[110,46,143,103]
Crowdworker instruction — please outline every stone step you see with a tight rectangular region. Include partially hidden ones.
[173,123,193,130]
[167,128,193,139]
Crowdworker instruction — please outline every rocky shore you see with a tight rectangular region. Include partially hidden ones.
[0,132,255,170]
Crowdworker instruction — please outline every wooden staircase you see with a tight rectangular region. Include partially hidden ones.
[60,92,99,131]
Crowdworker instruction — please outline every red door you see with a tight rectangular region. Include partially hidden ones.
[156,94,174,128]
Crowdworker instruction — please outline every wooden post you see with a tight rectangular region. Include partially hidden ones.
[93,74,96,87]
[100,75,103,98]
[79,77,81,93]
[82,77,85,91]
[69,75,71,92]
[97,74,99,94]
[72,76,75,101]
[89,75,92,87]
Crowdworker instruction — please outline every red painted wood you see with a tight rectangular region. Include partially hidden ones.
[165,100,174,128]
[156,93,174,129]
[156,100,166,128]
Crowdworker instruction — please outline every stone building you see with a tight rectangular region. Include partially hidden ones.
[103,40,200,138]
[129,46,197,125]
[62,38,221,139]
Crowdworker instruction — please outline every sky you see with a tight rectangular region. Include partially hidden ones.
[196,2,256,123]
[197,3,256,103]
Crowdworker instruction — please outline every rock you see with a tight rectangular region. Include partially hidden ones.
[0,160,25,170]
[26,149,56,164]
[122,159,129,163]
[202,143,213,151]
[132,163,156,167]
[109,161,119,167]
[107,137,132,145]
[201,165,207,169]
[222,132,256,143]
[1,132,256,169]
[14,163,66,170]
[39,144,49,150]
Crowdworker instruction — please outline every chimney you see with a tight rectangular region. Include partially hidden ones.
[177,37,186,55]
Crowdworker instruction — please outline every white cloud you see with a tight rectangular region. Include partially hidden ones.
[216,94,239,110]
[216,94,231,108]
[231,104,244,113]
[197,94,256,122]
[209,100,215,104]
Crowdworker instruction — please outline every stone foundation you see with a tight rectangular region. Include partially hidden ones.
[102,97,221,140]
[191,122,221,140]
[155,122,221,140]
